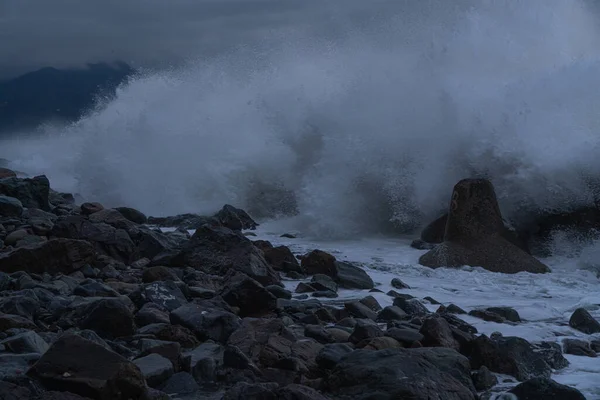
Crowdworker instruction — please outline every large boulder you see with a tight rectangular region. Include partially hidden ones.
[569,307,600,334]
[0,239,95,274]
[0,175,50,210]
[326,348,476,399]
[79,298,137,339]
[470,334,551,381]
[175,225,280,286]
[213,204,258,231]
[115,207,148,224]
[27,334,147,400]
[51,216,138,264]
[419,179,550,274]
[508,377,586,400]
[220,273,277,317]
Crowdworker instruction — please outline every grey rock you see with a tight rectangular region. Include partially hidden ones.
[508,377,586,400]
[159,371,199,395]
[1,331,48,354]
[569,308,600,334]
[0,195,23,217]
[563,338,597,357]
[133,353,174,388]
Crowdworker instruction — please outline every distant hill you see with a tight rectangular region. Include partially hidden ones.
[0,62,135,135]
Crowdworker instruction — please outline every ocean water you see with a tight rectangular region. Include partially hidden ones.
[253,221,600,399]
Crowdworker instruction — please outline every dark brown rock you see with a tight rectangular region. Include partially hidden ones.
[81,202,105,216]
[301,250,337,278]
[419,179,549,274]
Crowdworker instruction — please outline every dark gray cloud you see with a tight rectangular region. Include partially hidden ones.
[0,0,390,78]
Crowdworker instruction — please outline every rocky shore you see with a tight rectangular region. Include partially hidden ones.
[0,171,598,399]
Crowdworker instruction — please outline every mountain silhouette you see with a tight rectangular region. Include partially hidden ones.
[0,62,135,135]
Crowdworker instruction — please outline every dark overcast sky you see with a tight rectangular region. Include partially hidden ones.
[0,0,402,79]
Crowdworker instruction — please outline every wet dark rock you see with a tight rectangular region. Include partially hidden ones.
[508,377,587,400]
[385,327,424,346]
[420,316,460,350]
[316,343,354,370]
[0,195,23,217]
[139,323,199,349]
[439,314,477,335]
[79,298,136,339]
[115,207,147,224]
[335,261,374,290]
[424,296,441,305]
[159,371,199,395]
[301,250,337,277]
[304,325,335,344]
[391,278,410,289]
[445,304,467,314]
[0,381,33,400]
[147,213,211,229]
[222,382,278,400]
[344,301,377,320]
[138,339,182,372]
[135,303,170,327]
[27,334,147,400]
[359,295,382,312]
[132,228,181,260]
[533,341,569,370]
[486,307,521,322]
[468,309,506,323]
[471,366,497,391]
[74,280,120,297]
[393,297,429,317]
[419,179,549,274]
[0,238,95,274]
[470,334,551,381]
[0,175,50,210]
[262,245,303,275]
[0,295,39,320]
[326,348,476,399]
[348,322,383,345]
[1,330,49,354]
[80,202,104,216]
[0,312,37,331]
[410,239,437,250]
[141,266,179,283]
[377,306,408,321]
[175,225,280,286]
[311,274,338,293]
[221,273,277,317]
[51,216,137,264]
[133,353,174,388]
[130,281,187,312]
[227,318,288,365]
[563,338,597,357]
[182,342,223,382]
[170,303,240,343]
[213,204,258,231]
[295,282,316,293]
[569,307,600,334]
[591,339,600,352]
[265,285,292,299]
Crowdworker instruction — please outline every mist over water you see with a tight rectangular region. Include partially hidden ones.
[3,0,600,238]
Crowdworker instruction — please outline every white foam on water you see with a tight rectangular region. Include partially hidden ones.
[252,221,600,399]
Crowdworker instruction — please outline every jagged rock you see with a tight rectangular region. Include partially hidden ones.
[348,322,383,345]
[419,179,549,274]
[0,313,37,331]
[30,217,54,236]
[295,282,316,293]
[79,298,136,339]
[266,285,292,299]
[262,245,303,275]
[344,301,377,320]
[132,227,181,260]
[115,207,147,224]
[0,381,33,400]
[0,175,50,210]
[81,202,104,216]
[326,348,476,399]
[213,204,257,231]
[1,330,49,354]
[301,250,337,277]
[471,366,497,391]
[135,303,170,327]
[227,318,288,366]
[133,353,174,388]
[221,273,277,317]
[316,343,354,370]
[378,306,408,321]
[420,316,460,350]
[563,338,597,357]
[159,372,199,395]
[142,266,180,283]
[533,342,569,370]
[27,334,147,400]
[175,225,280,286]
[468,309,506,323]
[170,303,240,343]
[311,274,338,293]
[0,239,95,274]
[591,339,600,352]
[335,262,374,290]
[391,278,410,289]
[74,280,120,297]
[130,281,187,312]
[0,195,23,217]
[359,295,382,312]
[138,323,199,349]
[508,377,586,400]
[182,342,223,382]
[569,308,600,334]
[51,216,137,264]
[445,304,467,314]
[470,334,551,381]
[148,213,213,229]
[385,328,424,347]
[0,295,39,320]
[138,339,182,372]
[393,297,429,317]
[363,336,403,350]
